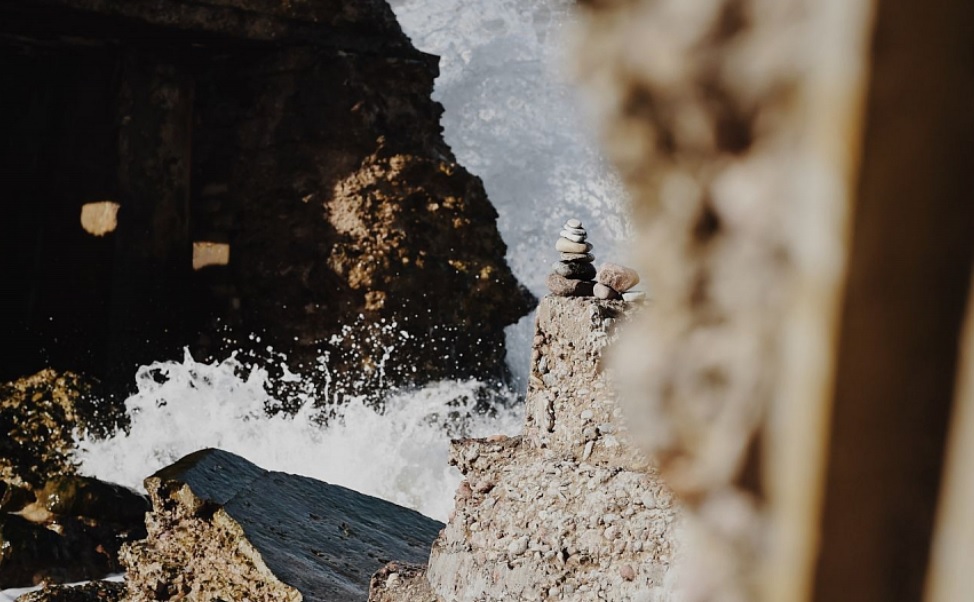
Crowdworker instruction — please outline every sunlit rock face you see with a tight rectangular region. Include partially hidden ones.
[0,0,533,393]
[415,298,679,602]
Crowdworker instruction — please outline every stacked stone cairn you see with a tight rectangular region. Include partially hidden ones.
[546,218,646,302]
[547,218,597,297]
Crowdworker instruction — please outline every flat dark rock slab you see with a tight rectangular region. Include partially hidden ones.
[124,449,443,602]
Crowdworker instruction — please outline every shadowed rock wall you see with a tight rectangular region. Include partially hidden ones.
[0,0,534,394]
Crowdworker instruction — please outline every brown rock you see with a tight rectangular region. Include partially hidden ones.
[546,274,595,297]
[597,263,640,293]
[0,370,106,488]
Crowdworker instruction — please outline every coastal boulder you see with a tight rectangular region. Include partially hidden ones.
[122,449,443,602]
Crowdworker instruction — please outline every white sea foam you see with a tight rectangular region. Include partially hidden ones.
[76,350,522,522]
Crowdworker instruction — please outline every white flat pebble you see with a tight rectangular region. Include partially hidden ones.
[559,230,586,243]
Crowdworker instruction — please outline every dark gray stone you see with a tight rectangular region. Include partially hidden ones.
[546,274,595,297]
[123,449,444,602]
[552,261,597,280]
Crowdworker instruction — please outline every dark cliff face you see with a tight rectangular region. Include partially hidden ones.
[0,0,535,395]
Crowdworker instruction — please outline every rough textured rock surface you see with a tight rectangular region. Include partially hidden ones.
[122,448,443,602]
[388,297,679,602]
[0,0,534,392]
[0,370,111,488]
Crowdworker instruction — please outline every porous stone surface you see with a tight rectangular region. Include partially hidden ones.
[122,448,443,602]
[413,297,678,602]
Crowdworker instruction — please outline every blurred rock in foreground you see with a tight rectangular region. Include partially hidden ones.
[122,448,443,602]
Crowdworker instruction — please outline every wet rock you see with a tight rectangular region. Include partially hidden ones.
[0,514,126,589]
[546,274,596,298]
[14,581,125,602]
[0,481,35,513]
[34,476,149,525]
[596,263,640,293]
[0,475,147,589]
[0,371,106,488]
[123,448,443,602]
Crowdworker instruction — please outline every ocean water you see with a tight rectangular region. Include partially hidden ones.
[71,0,629,525]
[77,350,521,521]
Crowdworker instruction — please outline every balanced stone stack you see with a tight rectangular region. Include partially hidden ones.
[547,219,597,297]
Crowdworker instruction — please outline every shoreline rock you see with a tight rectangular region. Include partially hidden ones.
[122,448,443,602]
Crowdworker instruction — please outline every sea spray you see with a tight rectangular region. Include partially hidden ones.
[389,0,632,390]
[75,350,522,522]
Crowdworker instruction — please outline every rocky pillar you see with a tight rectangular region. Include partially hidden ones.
[109,53,194,385]
[421,297,678,602]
